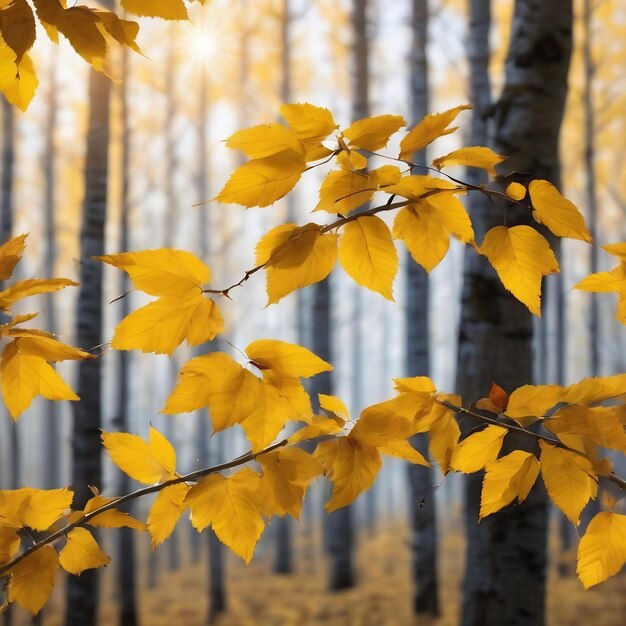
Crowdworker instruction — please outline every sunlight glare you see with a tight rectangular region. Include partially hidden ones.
[188,28,220,65]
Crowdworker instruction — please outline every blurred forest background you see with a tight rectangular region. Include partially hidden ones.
[1,0,626,625]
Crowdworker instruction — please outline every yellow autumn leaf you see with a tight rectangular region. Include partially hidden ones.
[603,242,626,260]
[279,102,338,143]
[577,511,626,589]
[393,204,450,272]
[428,402,460,474]
[399,105,471,160]
[262,371,312,418]
[101,426,176,485]
[450,424,507,473]
[185,468,264,563]
[262,223,321,268]
[319,437,381,512]
[259,447,322,518]
[111,292,223,355]
[258,226,338,304]
[339,216,398,300]
[479,450,540,519]
[0,233,26,280]
[337,149,368,171]
[504,384,563,425]
[319,393,350,420]
[288,415,344,444]
[343,114,405,151]
[226,123,304,159]
[216,150,305,208]
[121,0,188,19]
[7,334,90,361]
[575,264,626,293]
[0,0,36,63]
[0,46,37,111]
[433,146,506,175]
[246,339,332,379]
[0,526,20,564]
[7,545,59,615]
[239,382,295,450]
[1,340,81,420]
[147,483,189,548]
[529,180,592,242]
[546,405,626,452]
[0,277,78,311]
[539,441,596,525]
[314,170,375,214]
[378,439,429,465]
[59,527,110,575]
[162,352,261,429]
[0,487,73,531]
[393,376,436,393]
[350,405,414,447]
[374,391,436,430]
[480,225,559,316]
[98,249,210,297]
[82,496,146,531]
[506,182,526,201]
[561,373,626,405]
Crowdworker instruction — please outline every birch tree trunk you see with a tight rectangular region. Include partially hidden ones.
[1,86,17,626]
[42,54,61,491]
[273,0,295,575]
[111,44,139,626]
[65,1,114,617]
[457,2,573,625]
[195,50,226,622]
[405,0,438,616]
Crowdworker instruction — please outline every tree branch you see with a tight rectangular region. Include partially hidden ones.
[439,400,626,491]
[0,439,288,577]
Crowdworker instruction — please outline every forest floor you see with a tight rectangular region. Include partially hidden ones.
[12,515,626,626]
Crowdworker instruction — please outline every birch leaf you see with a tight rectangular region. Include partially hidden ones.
[577,511,626,589]
[147,483,189,548]
[450,424,507,473]
[339,216,398,300]
[59,527,110,575]
[399,105,471,160]
[216,150,305,208]
[7,545,59,615]
[529,180,592,242]
[480,450,540,519]
[480,225,559,316]
[343,114,405,151]
[185,468,264,563]
[539,441,596,525]
[101,426,176,484]
[433,146,505,175]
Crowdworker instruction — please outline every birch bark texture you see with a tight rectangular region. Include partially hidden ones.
[405,0,439,616]
[457,2,573,626]
[65,0,114,618]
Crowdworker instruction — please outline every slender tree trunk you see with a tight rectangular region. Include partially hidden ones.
[457,2,572,625]
[273,0,295,575]
[162,34,181,574]
[65,0,114,617]
[110,44,139,626]
[583,0,599,375]
[405,0,439,615]
[1,84,17,626]
[196,54,226,623]
[42,53,61,491]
